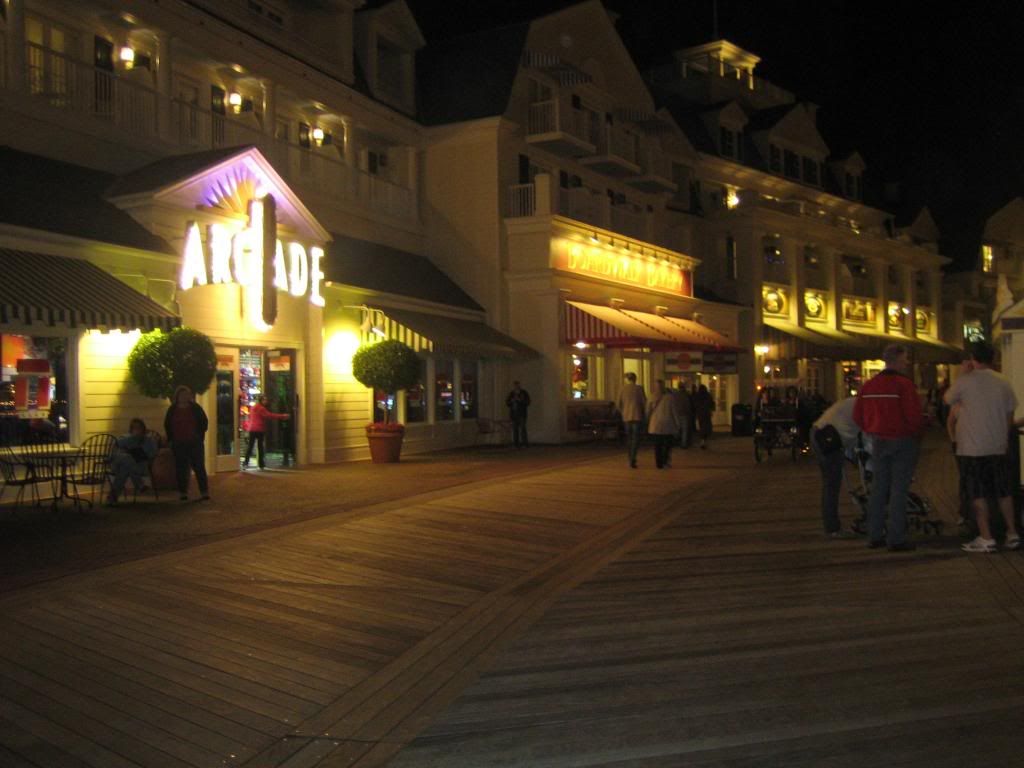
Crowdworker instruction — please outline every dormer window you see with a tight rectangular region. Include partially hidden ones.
[719,126,735,158]
[802,158,819,186]
[783,150,800,179]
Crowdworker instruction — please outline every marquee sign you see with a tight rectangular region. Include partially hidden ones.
[553,239,691,297]
[178,194,325,329]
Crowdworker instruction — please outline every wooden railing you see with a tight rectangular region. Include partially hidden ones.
[506,183,536,217]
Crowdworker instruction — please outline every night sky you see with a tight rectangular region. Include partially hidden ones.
[410,0,1024,269]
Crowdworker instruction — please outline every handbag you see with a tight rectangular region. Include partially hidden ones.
[814,424,842,454]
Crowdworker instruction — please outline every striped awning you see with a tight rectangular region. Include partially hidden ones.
[564,301,739,351]
[0,249,180,332]
[377,307,537,360]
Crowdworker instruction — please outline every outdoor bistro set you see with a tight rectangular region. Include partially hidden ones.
[0,434,154,510]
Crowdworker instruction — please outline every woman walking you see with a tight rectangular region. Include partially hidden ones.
[164,384,210,502]
[243,394,290,470]
[647,380,681,469]
[693,384,715,449]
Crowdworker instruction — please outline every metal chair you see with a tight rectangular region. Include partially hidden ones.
[68,434,117,507]
[0,445,43,510]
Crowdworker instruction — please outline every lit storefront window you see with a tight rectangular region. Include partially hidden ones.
[964,320,985,343]
[404,359,426,423]
[982,244,994,273]
[435,360,455,421]
[1,334,69,446]
[571,353,593,399]
[460,362,478,419]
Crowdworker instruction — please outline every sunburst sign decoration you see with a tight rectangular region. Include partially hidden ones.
[201,169,269,216]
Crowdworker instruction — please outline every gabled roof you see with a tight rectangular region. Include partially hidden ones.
[657,95,718,154]
[983,197,1024,242]
[417,22,530,125]
[749,103,830,156]
[745,103,797,132]
[358,0,426,50]
[107,146,331,243]
[325,232,482,311]
[0,147,172,254]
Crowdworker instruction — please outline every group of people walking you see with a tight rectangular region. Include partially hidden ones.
[615,374,714,469]
[811,341,1020,553]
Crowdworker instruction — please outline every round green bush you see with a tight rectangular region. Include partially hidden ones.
[351,340,421,424]
[127,327,217,400]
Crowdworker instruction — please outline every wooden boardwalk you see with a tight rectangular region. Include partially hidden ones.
[0,443,732,768]
[1,434,1023,767]
[389,438,1024,767]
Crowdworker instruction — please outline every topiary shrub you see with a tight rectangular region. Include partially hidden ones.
[127,327,217,400]
[351,340,421,425]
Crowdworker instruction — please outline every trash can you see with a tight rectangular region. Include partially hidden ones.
[731,403,753,436]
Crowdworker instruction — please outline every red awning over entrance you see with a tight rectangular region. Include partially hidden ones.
[563,301,739,351]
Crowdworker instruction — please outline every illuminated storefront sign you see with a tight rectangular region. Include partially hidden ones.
[553,239,691,297]
[179,195,325,329]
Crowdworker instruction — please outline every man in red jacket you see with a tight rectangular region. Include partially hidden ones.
[853,344,926,551]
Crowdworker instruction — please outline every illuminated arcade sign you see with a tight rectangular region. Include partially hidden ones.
[179,195,325,329]
[553,239,691,297]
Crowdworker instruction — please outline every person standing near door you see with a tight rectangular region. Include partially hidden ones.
[506,381,531,448]
[647,380,681,469]
[164,385,210,502]
[615,372,646,468]
[242,394,290,470]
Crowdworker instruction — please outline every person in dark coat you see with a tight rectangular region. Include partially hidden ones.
[506,381,531,448]
[693,384,715,449]
[164,384,210,502]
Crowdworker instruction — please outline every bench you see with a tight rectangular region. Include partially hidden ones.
[566,401,622,441]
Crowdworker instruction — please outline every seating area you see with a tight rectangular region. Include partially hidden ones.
[566,401,622,441]
[0,431,164,511]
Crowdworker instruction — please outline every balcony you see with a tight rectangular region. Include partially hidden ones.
[24,41,158,139]
[626,146,676,193]
[526,98,596,156]
[506,177,653,244]
[579,124,641,177]
[5,40,418,223]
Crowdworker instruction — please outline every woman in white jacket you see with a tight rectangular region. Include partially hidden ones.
[647,379,682,469]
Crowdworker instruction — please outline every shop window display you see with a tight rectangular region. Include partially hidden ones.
[460,362,478,419]
[0,334,69,446]
[571,353,593,399]
[435,360,455,421]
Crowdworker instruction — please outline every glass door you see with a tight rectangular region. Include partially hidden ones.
[264,349,296,467]
[214,348,240,472]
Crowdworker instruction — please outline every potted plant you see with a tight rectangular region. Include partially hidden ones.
[127,327,217,487]
[351,339,421,463]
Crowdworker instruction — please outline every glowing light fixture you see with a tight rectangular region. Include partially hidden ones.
[574,341,589,349]
[725,187,740,209]
[754,344,770,356]
[119,46,135,67]
[311,127,326,146]
[228,91,243,112]
[589,233,600,244]
[371,325,386,337]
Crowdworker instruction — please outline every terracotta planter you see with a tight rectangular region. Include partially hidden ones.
[366,424,405,463]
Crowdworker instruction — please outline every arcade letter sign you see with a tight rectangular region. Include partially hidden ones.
[179,194,325,330]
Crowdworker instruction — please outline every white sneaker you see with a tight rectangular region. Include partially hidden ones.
[1005,535,1021,551]
[961,536,998,553]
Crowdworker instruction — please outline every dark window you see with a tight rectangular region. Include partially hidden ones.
[719,127,734,157]
[769,145,781,172]
[803,157,819,185]
[558,170,569,188]
[518,154,530,184]
[368,151,380,174]
[571,93,582,110]
[460,363,478,419]
[134,52,152,70]
[784,150,800,179]
[404,360,427,423]
[736,132,744,161]
[570,174,581,188]
[435,360,455,421]
[725,236,738,279]
[211,85,226,115]
[298,122,310,148]
[93,37,114,72]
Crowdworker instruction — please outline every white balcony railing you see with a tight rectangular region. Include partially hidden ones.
[25,42,158,138]
[527,99,594,145]
[9,42,417,223]
[507,183,536,218]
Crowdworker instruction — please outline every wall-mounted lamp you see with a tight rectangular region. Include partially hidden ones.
[588,232,600,245]
[119,46,135,68]
[228,91,243,113]
[311,127,332,147]
[574,341,589,349]
[754,344,771,356]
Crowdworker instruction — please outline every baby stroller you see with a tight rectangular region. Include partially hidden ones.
[847,439,943,536]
